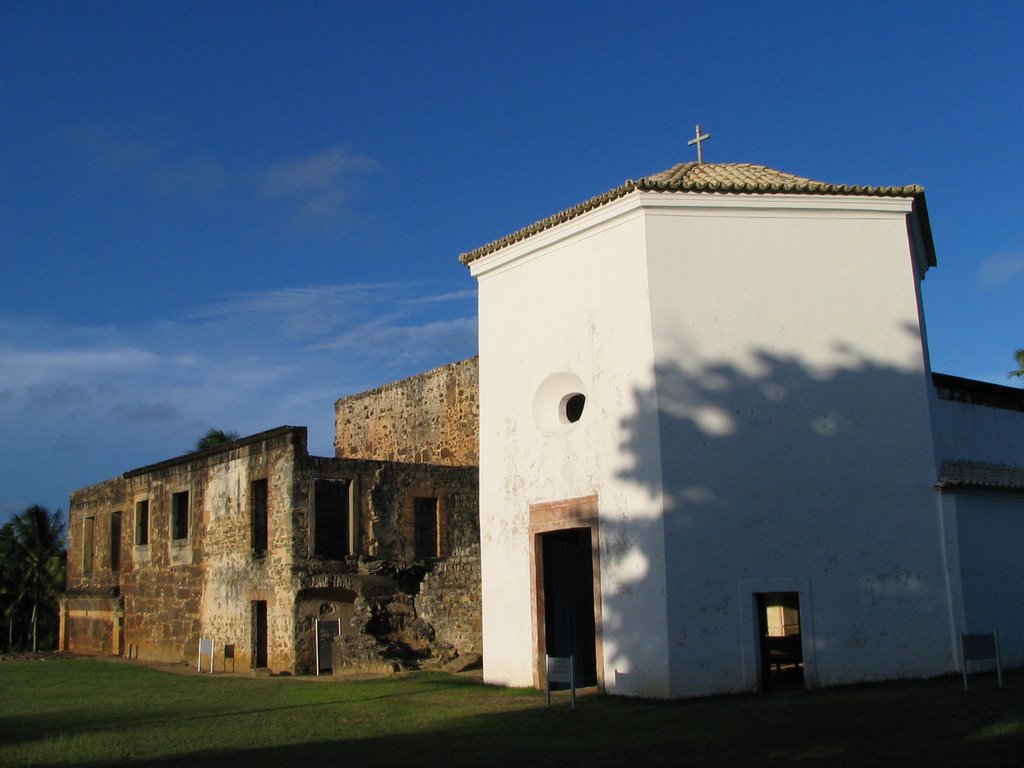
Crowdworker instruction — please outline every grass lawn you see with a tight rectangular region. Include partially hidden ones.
[0,658,1021,767]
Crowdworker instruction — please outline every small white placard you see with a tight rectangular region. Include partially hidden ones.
[546,655,576,711]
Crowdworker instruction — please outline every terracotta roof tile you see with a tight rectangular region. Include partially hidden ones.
[459,162,932,266]
[937,461,1024,492]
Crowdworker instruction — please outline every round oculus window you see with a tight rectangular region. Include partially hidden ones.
[533,372,587,434]
[562,393,586,423]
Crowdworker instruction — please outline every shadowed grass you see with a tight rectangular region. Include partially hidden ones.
[1,658,1022,767]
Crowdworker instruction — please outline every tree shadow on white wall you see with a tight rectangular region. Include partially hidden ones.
[602,330,947,694]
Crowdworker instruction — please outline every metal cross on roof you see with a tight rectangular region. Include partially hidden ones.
[688,124,711,163]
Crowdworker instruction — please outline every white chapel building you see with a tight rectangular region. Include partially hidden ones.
[460,161,1024,697]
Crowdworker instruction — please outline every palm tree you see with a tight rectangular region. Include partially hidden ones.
[0,522,25,651]
[195,428,240,451]
[5,506,65,651]
[1010,349,1024,382]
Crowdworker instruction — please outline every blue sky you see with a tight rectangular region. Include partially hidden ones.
[1,1,1022,523]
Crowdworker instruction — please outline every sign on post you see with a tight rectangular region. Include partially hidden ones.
[546,654,576,711]
[961,631,1002,690]
[315,618,342,676]
[197,637,214,673]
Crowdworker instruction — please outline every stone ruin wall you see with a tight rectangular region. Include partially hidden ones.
[65,468,207,664]
[64,477,125,655]
[327,357,482,672]
[416,543,482,656]
[335,356,479,466]
[119,460,208,665]
[63,593,115,656]
[290,456,480,673]
[65,427,307,670]
[358,461,480,562]
[65,379,484,675]
[196,428,303,673]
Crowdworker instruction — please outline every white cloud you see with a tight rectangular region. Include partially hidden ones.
[185,284,389,337]
[260,146,379,234]
[262,146,378,197]
[409,289,478,305]
[978,250,1024,290]
[0,280,477,520]
[72,127,380,238]
[314,316,477,367]
[183,283,476,353]
[0,344,166,389]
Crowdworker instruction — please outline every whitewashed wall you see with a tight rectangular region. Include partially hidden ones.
[472,198,672,694]
[932,397,1024,467]
[470,189,959,697]
[932,395,1024,668]
[954,493,1024,667]
[641,193,954,694]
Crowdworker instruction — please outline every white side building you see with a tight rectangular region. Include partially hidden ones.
[460,161,1024,697]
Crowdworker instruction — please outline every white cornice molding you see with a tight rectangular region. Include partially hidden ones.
[469,191,918,279]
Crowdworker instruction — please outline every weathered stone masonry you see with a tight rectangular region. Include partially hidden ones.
[64,360,482,674]
[335,357,478,466]
[416,544,482,656]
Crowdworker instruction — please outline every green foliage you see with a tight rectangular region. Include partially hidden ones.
[1010,349,1024,382]
[0,506,66,652]
[195,428,241,451]
[0,659,1022,767]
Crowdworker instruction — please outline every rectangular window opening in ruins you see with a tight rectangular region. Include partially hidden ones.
[171,490,190,541]
[252,600,268,669]
[413,497,439,558]
[82,516,95,576]
[135,499,149,546]
[757,591,804,692]
[251,478,268,555]
[312,478,350,559]
[110,511,122,572]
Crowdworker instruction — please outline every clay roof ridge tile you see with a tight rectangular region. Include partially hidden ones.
[459,161,928,265]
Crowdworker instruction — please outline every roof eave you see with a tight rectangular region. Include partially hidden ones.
[459,182,934,268]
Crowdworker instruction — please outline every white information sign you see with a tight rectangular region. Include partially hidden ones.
[546,654,576,711]
[548,657,572,683]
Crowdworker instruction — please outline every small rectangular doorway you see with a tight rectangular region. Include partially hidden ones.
[541,528,598,688]
[757,592,803,692]
[252,600,268,669]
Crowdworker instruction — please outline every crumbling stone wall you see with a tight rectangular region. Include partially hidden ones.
[416,543,482,656]
[65,424,482,676]
[65,478,126,655]
[66,477,125,592]
[291,455,479,673]
[195,427,303,673]
[329,593,437,671]
[119,460,207,665]
[66,427,307,669]
[335,357,479,466]
[290,455,479,563]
